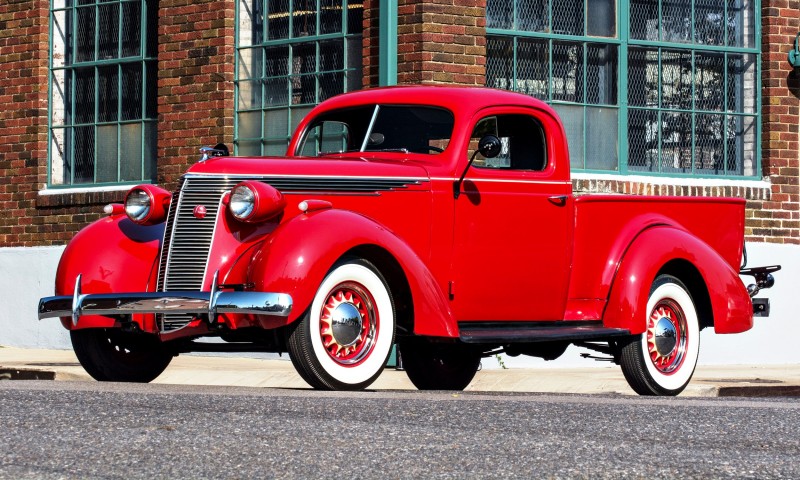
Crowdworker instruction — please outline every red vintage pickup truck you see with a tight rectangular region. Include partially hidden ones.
[39,86,778,396]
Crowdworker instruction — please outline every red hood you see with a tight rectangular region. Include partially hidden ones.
[186,155,432,183]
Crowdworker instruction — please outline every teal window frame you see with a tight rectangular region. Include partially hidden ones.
[48,0,158,188]
[235,0,363,156]
[486,0,761,179]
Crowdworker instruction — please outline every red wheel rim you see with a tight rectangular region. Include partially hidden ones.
[646,299,687,374]
[319,282,378,366]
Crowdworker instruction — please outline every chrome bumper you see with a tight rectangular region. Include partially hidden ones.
[38,274,292,326]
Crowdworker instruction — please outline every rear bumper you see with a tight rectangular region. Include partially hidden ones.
[38,274,292,326]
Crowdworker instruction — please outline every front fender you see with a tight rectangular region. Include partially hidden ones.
[54,214,163,330]
[248,209,457,337]
[603,226,752,335]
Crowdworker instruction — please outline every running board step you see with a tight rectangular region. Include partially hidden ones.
[458,322,631,344]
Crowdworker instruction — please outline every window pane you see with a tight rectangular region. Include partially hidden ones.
[727,0,755,48]
[239,0,258,46]
[727,53,756,113]
[320,0,342,34]
[320,40,343,71]
[98,65,119,123]
[145,60,157,118]
[76,6,96,62]
[121,0,142,57]
[264,108,290,139]
[585,107,618,170]
[628,48,658,107]
[517,38,549,99]
[237,140,262,156]
[661,1,692,43]
[238,111,262,139]
[486,36,514,91]
[96,124,119,183]
[238,80,263,109]
[265,45,290,76]
[267,0,290,40]
[121,63,143,121]
[74,67,95,124]
[552,42,583,103]
[143,121,156,179]
[293,0,316,37]
[517,0,549,32]
[552,0,583,36]
[660,50,693,110]
[587,0,616,37]
[120,123,143,181]
[728,114,756,176]
[74,125,95,183]
[660,111,692,173]
[630,0,658,41]
[98,2,120,60]
[694,52,724,112]
[238,48,262,80]
[586,44,617,105]
[628,108,659,172]
[51,69,70,126]
[693,113,724,173]
[694,0,724,46]
[146,0,158,56]
[552,104,584,170]
[486,0,512,29]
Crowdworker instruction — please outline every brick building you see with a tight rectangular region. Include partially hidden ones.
[0,0,798,360]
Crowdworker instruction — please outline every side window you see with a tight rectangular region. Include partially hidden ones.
[469,114,547,171]
[300,121,351,156]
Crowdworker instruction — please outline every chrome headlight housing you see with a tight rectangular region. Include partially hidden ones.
[124,185,171,225]
[125,188,152,223]
[229,184,256,220]
[228,181,286,223]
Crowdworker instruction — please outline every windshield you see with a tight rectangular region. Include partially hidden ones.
[298,105,455,156]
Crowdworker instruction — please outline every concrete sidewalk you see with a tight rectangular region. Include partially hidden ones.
[1,346,799,397]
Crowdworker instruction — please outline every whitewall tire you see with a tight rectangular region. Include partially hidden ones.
[620,274,700,396]
[287,258,395,390]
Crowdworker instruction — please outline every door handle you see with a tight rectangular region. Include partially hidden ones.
[548,195,568,207]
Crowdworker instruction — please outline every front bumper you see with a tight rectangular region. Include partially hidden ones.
[38,274,292,326]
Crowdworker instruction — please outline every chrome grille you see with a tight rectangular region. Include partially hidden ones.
[156,173,426,332]
[157,177,241,331]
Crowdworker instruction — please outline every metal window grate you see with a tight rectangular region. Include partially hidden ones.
[235,0,363,156]
[486,0,760,178]
[49,0,158,187]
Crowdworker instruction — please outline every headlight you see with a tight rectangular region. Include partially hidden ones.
[124,185,171,225]
[230,184,256,220]
[228,181,285,223]
[125,189,152,222]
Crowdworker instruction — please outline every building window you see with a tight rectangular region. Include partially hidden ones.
[486,0,759,178]
[49,0,158,187]
[236,0,363,156]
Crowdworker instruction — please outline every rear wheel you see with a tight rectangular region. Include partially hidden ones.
[620,274,700,396]
[399,339,481,390]
[70,328,172,382]
[287,258,395,390]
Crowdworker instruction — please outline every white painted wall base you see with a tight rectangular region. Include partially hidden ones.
[0,246,70,349]
[1,243,797,367]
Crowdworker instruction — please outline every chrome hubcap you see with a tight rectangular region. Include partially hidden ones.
[330,302,363,346]
[646,300,687,374]
[319,283,378,366]
[653,317,677,356]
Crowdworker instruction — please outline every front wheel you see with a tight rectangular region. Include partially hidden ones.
[287,258,395,390]
[70,328,173,382]
[399,339,481,390]
[620,274,700,396]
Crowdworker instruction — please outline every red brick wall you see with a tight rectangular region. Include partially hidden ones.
[157,0,236,191]
[396,0,486,85]
[757,0,800,244]
[362,0,380,88]
[0,0,108,247]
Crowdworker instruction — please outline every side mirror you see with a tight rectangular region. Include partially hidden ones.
[478,135,501,159]
[453,135,502,199]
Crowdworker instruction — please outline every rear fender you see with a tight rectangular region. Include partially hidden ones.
[54,214,163,331]
[603,226,752,335]
[247,209,457,337]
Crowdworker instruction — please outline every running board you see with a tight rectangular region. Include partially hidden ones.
[458,321,631,344]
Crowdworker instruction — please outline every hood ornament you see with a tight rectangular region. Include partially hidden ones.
[198,143,230,162]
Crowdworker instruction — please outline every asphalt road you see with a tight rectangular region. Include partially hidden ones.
[1,381,798,479]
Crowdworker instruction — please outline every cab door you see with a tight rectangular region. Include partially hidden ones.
[450,108,573,322]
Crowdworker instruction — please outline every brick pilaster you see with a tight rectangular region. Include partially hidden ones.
[158,0,236,190]
[758,0,800,243]
[396,0,486,86]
